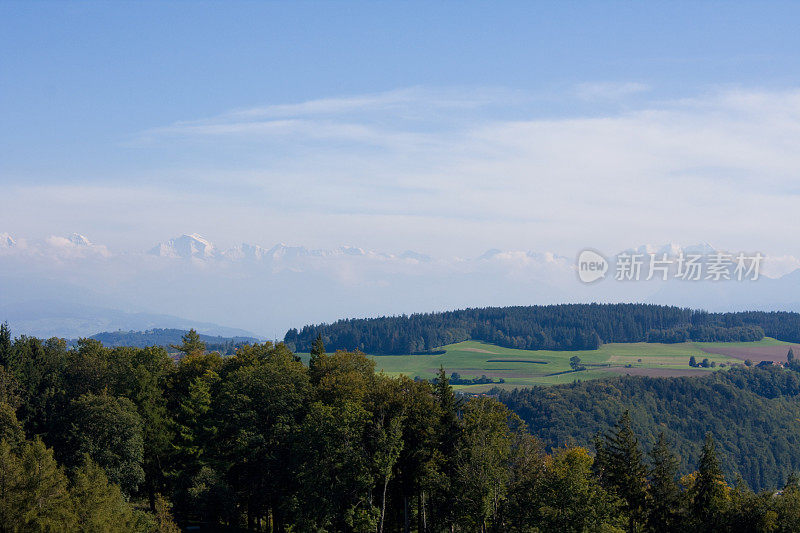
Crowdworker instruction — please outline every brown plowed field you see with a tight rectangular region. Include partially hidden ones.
[698,344,799,363]
[609,367,715,378]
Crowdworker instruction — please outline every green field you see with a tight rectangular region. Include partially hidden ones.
[366,339,792,392]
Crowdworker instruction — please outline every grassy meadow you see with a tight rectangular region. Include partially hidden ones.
[368,338,794,392]
[297,337,796,392]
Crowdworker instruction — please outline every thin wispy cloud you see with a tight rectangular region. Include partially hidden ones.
[9,85,800,260]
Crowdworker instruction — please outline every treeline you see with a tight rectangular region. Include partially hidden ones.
[284,304,791,354]
[87,328,259,354]
[5,325,800,531]
[496,365,800,492]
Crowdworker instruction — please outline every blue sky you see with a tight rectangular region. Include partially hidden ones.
[3,2,800,257]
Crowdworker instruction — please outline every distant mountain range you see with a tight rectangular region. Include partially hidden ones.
[147,232,433,263]
[2,231,800,339]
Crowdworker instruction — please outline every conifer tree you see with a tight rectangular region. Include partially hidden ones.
[309,334,326,370]
[170,329,206,356]
[0,322,11,368]
[432,366,461,530]
[598,411,648,531]
[648,432,682,532]
[691,433,728,532]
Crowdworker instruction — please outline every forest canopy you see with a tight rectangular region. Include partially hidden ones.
[284,303,794,354]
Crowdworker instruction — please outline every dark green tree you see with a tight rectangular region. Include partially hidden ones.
[691,433,728,532]
[309,333,326,370]
[69,456,142,531]
[66,392,145,496]
[0,322,11,368]
[648,432,683,532]
[596,411,649,531]
[430,366,461,531]
[170,329,206,356]
[689,355,697,367]
[215,345,310,529]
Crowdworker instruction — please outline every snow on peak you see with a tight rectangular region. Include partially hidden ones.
[620,242,718,257]
[265,243,310,260]
[0,233,15,247]
[150,233,215,259]
[399,250,432,262]
[222,243,269,260]
[68,233,92,246]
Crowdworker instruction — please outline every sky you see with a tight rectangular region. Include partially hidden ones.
[4,2,800,335]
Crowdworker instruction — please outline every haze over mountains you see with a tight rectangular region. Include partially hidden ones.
[2,231,800,339]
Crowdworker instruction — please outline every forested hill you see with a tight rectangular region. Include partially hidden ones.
[497,365,800,492]
[86,328,259,353]
[284,303,800,354]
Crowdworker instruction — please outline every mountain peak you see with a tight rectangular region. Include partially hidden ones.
[68,233,92,247]
[0,232,15,247]
[149,233,215,259]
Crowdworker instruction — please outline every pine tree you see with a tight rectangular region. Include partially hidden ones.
[788,347,795,365]
[432,366,461,530]
[691,433,727,532]
[0,322,11,369]
[599,411,649,531]
[70,457,138,532]
[648,432,682,532]
[309,334,326,370]
[170,329,206,356]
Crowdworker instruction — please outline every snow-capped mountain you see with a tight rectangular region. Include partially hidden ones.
[619,242,718,258]
[68,233,92,247]
[149,233,215,259]
[222,243,270,261]
[264,243,312,260]
[399,250,432,262]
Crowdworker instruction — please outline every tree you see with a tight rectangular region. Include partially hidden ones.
[690,355,698,367]
[701,358,711,368]
[0,438,75,530]
[216,346,310,529]
[789,347,796,364]
[172,370,217,490]
[453,397,519,531]
[0,322,11,368]
[570,355,585,371]
[108,346,175,511]
[691,433,728,531]
[66,392,145,496]
[595,411,648,531]
[295,400,375,531]
[534,447,623,532]
[430,366,461,531]
[69,456,141,532]
[361,375,410,533]
[648,432,683,532]
[0,401,24,447]
[309,334,326,370]
[170,329,206,356]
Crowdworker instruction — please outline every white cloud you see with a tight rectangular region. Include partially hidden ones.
[6,85,800,260]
